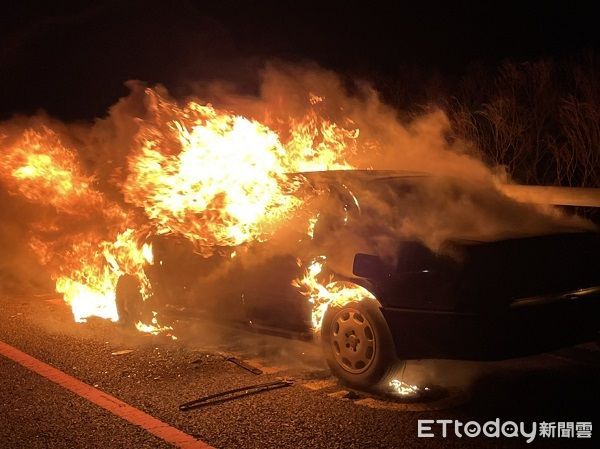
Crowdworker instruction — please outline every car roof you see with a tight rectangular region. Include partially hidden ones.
[294,169,430,183]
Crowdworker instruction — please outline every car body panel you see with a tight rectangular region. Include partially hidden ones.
[382,286,600,360]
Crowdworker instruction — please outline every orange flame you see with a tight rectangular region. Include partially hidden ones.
[389,379,421,396]
[293,256,376,330]
[0,128,106,214]
[124,89,356,255]
[0,129,156,326]
[0,88,361,334]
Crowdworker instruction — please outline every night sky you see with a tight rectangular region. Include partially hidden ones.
[1,0,598,120]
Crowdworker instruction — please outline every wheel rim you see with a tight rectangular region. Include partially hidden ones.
[330,307,376,374]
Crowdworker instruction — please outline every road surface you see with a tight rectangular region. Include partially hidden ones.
[0,293,597,448]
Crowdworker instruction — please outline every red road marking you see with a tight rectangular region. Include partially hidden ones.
[0,340,214,449]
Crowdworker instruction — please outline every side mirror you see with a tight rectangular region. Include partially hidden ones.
[353,253,389,278]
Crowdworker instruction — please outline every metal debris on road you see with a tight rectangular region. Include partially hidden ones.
[179,379,294,411]
[224,356,263,375]
[111,349,134,356]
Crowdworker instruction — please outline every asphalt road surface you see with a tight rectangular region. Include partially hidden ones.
[0,293,597,448]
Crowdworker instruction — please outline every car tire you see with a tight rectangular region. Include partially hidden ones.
[115,274,148,328]
[321,298,397,390]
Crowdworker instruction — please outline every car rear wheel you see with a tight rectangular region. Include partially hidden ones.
[115,274,150,328]
[321,298,397,389]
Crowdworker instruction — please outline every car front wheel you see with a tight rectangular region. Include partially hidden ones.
[321,298,397,389]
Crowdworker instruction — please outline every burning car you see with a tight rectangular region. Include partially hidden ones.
[115,170,600,389]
